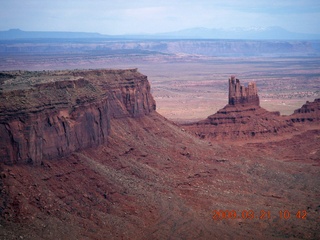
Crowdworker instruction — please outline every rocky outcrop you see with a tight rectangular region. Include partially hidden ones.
[290,98,320,122]
[71,69,156,118]
[0,69,156,165]
[183,76,296,140]
[228,75,259,106]
[184,104,290,140]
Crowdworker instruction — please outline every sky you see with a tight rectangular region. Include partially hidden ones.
[1,0,320,35]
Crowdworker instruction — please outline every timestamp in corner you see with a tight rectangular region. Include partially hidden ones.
[212,209,307,221]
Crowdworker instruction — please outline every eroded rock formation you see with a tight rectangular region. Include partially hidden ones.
[184,104,290,140]
[183,76,312,140]
[71,69,156,118]
[290,98,320,123]
[228,75,259,106]
[0,69,156,165]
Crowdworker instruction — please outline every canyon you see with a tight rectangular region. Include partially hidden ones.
[0,69,319,239]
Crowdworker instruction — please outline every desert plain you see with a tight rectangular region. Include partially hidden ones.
[1,41,319,122]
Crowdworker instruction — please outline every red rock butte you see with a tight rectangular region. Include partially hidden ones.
[228,75,259,106]
[183,76,320,140]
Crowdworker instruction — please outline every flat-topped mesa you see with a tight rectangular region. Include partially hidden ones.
[228,76,259,106]
[0,68,156,165]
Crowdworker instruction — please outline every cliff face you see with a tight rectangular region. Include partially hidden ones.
[0,69,156,165]
[71,69,156,118]
[228,76,259,106]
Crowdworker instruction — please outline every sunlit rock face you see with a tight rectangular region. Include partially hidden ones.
[228,76,259,106]
[0,69,156,164]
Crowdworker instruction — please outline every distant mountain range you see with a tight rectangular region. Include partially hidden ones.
[156,27,320,40]
[0,27,320,40]
[0,29,106,39]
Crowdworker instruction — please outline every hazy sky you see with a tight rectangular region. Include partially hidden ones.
[1,0,319,34]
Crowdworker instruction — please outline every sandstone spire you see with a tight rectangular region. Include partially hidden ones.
[228,76,259,106]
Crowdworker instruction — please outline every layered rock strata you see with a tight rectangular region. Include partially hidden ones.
[184,104,290,140]
[183,77,295,140]
[0,69,156,165]
[71,69,156,118]
[290,98,320,123]
[228,75,259,106]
